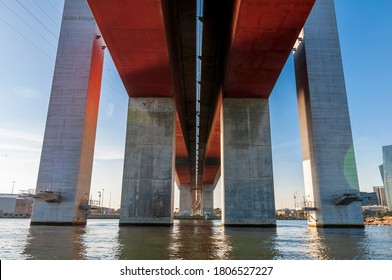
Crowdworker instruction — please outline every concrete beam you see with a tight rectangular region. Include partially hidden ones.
[120,98,176,226]
[221,98,276,227]
[294,0,363,227]
[31,0,104,225]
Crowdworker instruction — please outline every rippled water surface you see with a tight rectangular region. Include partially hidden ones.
[1,219,392,260]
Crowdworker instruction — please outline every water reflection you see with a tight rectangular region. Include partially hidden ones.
[168,220,232,260]
[275,220,310,259]
[117,220,232,260]
[117,220,278,260]
[9,219,392,260]
[82,220,122,259]
[117,225,173,259]
[307,227,368,260]
[23,225,87,260]
[222,226,278,259]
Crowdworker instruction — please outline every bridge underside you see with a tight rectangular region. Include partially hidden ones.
[31,0,363,228]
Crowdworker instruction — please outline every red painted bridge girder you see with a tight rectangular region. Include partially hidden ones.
[88,0,173,98]
[88,0,195,186]
[225,0,315,98]
[87,0,315,187]
[200,0,315,185]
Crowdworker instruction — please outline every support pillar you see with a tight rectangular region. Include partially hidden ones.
[120,98,175,226]
[179,185,192,216]
[294,0,363,227]
[221,98,276,227]
[31,0,104,225]
[202,185,214,216]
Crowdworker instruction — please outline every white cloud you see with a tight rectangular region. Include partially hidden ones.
[94,145,124,160]
[13,86,43,100]
[0,128,125,160]
[0,143,41,153]
[0,128,42,157]
[0,128,42,143]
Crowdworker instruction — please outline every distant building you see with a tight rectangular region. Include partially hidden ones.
[0,193,33,218]
[0,194,18,213]
[276,208,295,217]
[373,186,388,207]
[360,192,378,206]
[381,145,392,209]
[362,205,388,215]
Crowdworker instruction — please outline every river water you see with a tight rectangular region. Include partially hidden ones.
[1,219,391,260]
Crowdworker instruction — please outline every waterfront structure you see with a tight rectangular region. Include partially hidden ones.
[362,205,388,215]
[0,194,19,216]
[381,146,392,210]
[0,194,33,218]
[32,0,364,227]
[360,192,378,206]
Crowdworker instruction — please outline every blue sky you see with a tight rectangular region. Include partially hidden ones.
[0,0,391,210]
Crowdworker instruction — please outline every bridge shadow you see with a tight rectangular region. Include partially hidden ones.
[116,219,278,259]
[23,225,87,260]
[20,220,372,259]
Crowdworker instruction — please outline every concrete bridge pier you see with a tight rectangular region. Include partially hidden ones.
[119,98,176,226]
[31,0,104,225]
[202,185,214,217]
[294,0,363,227]
[221,98,276,227]
[178,184,192,216]
[201,168,220,217]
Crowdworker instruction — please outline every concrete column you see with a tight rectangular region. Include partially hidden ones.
[221,98,276,227]
[31,0,104,225]
[382,146,392,210]
[294,0,363,227]
[202,185,214,216]
[179,185,192,216]
[120,98,175,225]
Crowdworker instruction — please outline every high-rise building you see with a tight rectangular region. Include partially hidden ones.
[373,186,388,207]
[381,146,392,210]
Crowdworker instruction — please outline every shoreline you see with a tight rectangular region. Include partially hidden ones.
[364,216,392,226]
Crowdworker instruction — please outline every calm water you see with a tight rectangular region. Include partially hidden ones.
[1,219,391,260]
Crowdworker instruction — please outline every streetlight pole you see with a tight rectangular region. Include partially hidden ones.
[294,191,298,218]
[102,188,104,208]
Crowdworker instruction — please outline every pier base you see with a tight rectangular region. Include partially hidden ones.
[221,98,276,227]
[120,98,175,226]
[179,185,192,216]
